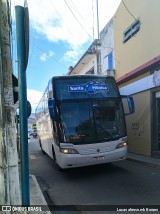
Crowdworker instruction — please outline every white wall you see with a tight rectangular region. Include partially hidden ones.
[100,19,115,76]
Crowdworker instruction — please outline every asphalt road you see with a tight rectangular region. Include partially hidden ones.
[29,138,160,214]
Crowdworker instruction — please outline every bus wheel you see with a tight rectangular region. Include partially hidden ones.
[39,139,45,154]
[52,146,65,172]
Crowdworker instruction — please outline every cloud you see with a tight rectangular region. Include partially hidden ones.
[27,89,43,113]
[13,0,121,48]
[40,50,55,62]
[48,51,54,57]
[40,53,47,61]
[62,49,83,62]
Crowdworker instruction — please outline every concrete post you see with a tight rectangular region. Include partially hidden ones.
[96,0,101,75]
[0,0,20,208]
[96,39,101,75]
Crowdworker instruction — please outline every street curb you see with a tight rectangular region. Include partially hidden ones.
[127,158,158,167]
[30,174,51,213]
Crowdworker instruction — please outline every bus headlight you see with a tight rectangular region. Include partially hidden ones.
[116,142,127,149]
[60,148,79,154]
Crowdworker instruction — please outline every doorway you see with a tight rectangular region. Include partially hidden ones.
[152,91,160,158]
[156,93,160,150]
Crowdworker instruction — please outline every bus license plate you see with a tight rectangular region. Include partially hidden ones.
[94,156,104,161]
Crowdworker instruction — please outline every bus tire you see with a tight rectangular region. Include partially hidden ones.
[39,139,45,154]
[52,145,64,171]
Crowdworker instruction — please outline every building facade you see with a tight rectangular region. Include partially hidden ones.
[100,19,115,76]
[113,0,160,157]
[68,0,160,158]
[68,21,114,76]
[67,40,98,75]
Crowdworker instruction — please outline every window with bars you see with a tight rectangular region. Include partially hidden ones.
[123,19,140,43]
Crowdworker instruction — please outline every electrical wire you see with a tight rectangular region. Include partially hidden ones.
[28,0,42,75]
[122,0,137,21]
[67,0,94,39]
[11,1,18,77]
[36,45,68,69]
[29,0,74,71]
[63,0,94,40]
[48,0,77,45]
[68,0,85,22]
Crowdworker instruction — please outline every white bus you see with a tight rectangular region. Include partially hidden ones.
[35,75,134,169]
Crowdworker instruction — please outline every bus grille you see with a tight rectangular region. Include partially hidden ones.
[77,145,115,155]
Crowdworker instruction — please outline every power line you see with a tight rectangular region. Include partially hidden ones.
[48,0,77,45]
[63,0,94,40]
[122,0,137,21]
[9,0,18,81]
[67,0,94,39]
[28,0,42,74]
[35,45,68,69]
[68,0,86,22]
[29,0,76,68]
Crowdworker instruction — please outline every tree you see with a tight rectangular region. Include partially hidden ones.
[32,121,37,132]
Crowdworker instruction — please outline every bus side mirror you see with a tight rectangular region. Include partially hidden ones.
[48,98,55,119]
[121,95,135,116]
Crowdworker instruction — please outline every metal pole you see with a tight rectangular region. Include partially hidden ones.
[96,40,101,75]
[15,6,30,206]
[96,0,101,75]
[96,0,100,40]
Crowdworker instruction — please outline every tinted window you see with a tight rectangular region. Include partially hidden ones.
[59,102,96,143]
[58,101,126,144]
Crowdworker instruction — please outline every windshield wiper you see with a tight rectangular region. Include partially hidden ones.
[96,122,112,137]
[96,122,120,140]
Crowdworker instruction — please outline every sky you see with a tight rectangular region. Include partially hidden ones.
[11,0,121,112]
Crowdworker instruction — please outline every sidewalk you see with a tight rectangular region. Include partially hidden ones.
[127,152,160,167]
[30,174,51,213]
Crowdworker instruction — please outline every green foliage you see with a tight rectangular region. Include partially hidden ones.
[32,122,37,130]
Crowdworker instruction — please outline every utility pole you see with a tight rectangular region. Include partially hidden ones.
[0,0,20,209]
[96,0,101,75]
[15,2,30,206]
[96,39,101,75]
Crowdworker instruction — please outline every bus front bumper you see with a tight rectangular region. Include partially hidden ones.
[57,147,127,169]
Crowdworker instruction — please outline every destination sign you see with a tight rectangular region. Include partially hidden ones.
[68,81,109,94]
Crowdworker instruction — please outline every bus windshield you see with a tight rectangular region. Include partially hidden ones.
[58,100,126,144]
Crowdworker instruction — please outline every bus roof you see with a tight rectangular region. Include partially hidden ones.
[50,74,115,82]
